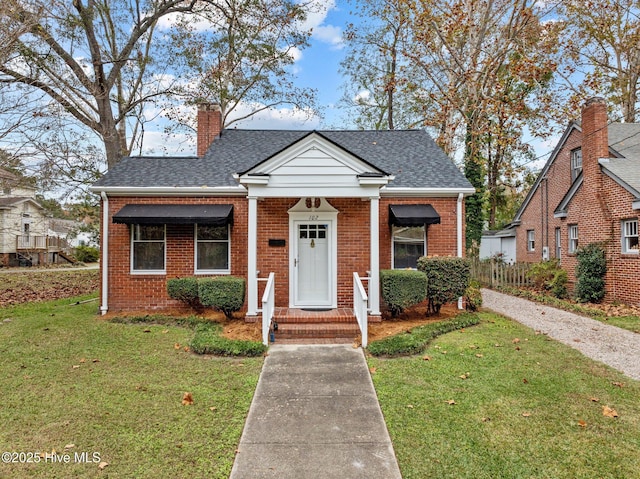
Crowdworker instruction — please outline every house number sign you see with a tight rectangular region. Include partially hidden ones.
[308,215,319,220]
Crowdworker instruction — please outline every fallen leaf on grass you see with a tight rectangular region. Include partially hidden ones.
[209,406,217,412]
[446,400,456,405]
[369,366,377,374]
[407,404,414,409]
[459,373,470,380]
[612,382,625,388]
[183,346,190,352]
[578,420,587,428]
[522,412,531,417]
[512,338,521,344]
[98,461,108,470]
[79,358,86,363]
[182,392,194,406]
[590,397,599,402]
[143,328,151,333]
[174,343,181,350]
[602,406,618,418]
[162,330,169,334]
[422,355,431,361]
[92,358,100,363]
[475,353,483,358]
[64,444,75,450]
[72,365,80,369]
[523,378,529,384]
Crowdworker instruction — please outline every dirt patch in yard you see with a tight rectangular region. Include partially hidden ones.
[0,269,100,307]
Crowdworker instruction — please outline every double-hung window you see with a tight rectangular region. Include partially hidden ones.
[568,224,579,254]
[195,224,230,273]
[132,225,165,273]
[392,225,425,269]
[622,219,639,254]
[570,148,582,182]
[527,230,535,252]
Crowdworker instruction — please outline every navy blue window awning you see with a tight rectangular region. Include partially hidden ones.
[113,204,233,226]
[389,204,440,227]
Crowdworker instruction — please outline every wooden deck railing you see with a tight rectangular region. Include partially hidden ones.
[15,235,71,252]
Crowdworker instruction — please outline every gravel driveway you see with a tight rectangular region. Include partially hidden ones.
[482,289,640,381]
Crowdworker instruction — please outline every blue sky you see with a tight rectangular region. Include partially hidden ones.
[143,1,354,154]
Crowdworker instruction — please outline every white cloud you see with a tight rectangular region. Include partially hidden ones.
[229,102,321,130]
[312,24,344,49]
[353,89,371,104]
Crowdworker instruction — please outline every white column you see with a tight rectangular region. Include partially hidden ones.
[457,193,464,310]
[100,192,109,315]
[369,196,381,316]
[247,195,258,316]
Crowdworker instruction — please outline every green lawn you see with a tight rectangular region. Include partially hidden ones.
[369,312,640,479]
[0,295,262,478]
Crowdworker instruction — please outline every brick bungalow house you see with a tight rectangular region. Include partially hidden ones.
[509,97,640,305]
[90,104,474,342]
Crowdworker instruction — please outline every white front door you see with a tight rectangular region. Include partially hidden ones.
[294,222,331,306]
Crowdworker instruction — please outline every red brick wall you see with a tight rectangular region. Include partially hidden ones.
[515,97,640,306]
[103,195,464,312]
[516,128,581,264]
[103,196,248,312]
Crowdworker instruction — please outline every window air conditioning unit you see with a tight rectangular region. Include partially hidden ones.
[542,246,549,261]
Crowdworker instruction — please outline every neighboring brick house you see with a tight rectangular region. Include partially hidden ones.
[510,97,640,305]
[90,104,475,324]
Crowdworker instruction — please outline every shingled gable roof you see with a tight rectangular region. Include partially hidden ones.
[92,129,473,191]
[513,121,640,223]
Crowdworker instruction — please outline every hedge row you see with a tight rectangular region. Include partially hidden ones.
[380,269,427,316]
[109,314,266,357]
[366,313,480,357]
[167,276,245,318]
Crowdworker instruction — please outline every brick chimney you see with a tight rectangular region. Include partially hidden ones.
[580,96,611,244]
[197,103,222,157]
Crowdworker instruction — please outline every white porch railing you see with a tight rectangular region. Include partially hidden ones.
[261,272,275,346]
[353,272,369,348]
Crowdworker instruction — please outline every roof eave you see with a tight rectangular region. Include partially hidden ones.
[88,185,248,197]
[380,187,476,198]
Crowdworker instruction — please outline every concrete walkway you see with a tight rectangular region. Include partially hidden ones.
[229,344,402,479]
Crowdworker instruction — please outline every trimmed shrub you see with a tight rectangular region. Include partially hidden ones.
[464,279,483,312]
[417,256,471,315]
[74,245,99,263]
[190,324,266,357]
[575,243,607,303]
[380,269,427,317]
[198,276,246,319]
[527,259,568,299]
[367,313,480,357]
[167,277,202,311]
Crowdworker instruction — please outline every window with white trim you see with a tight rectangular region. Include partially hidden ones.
[131,225,165,273]
[570,148,582,182]
[555,227,561,259]
[568,224,579,254]
[392,226,425,269]
[527,230,535,252]
[622,219,639,254]
[195,224,230,273]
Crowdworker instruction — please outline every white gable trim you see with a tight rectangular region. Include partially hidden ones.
[238,132,393,198]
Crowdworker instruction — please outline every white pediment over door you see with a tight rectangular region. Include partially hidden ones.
[238,132,391,198]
